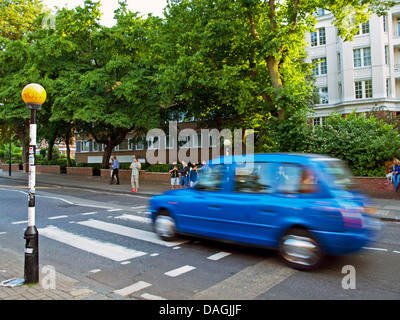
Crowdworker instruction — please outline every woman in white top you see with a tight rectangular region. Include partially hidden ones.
[129,157,141,192]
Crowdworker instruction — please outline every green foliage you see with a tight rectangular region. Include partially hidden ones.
[303,112,400,176]
[266,110,400,177]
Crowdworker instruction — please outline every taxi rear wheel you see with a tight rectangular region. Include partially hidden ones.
[154,211,177,241]
[279,227,323,271]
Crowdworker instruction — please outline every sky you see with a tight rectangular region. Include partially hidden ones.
[41,0,168,26]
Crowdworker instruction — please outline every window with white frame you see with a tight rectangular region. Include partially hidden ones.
[136,137,144,150]
[93,141,101,152]
[311,28,326,47]
[386,78,391,97]
[383,15,388,33]
[385,46,389,65]
[147,136,159,149]
[355,80,373,99]
[79,141,90,152]
[116,139,129,151]
[353,48,371,67]
[319,87,329,104]
[312,57,327,76]
[355,21,370,35]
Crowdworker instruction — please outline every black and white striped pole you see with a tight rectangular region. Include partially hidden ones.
[21,83,47,284]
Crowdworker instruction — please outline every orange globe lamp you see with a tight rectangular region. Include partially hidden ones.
[22,83,47,110]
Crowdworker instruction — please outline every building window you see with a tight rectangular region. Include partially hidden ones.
[385,46,389,65]
[361,21,370,34]
[356,21,370,35]
[353,48,371,67]
[311,32,318,47]
[337,52,341,72]
[365,80,373,98]
[355,80,373,99]
[93,141,101,152]
[386,78,391,97]
[355,81,363,99]
[383,15,387,33]
[311,28,326,47]
[116,139,129,151]
[136,137,144,150]
[319,28,326,45]
[147,136,159,150]
[312,57,327,75]
[319,87,329,104]
[363,48,371,66]
[79,141,90,152]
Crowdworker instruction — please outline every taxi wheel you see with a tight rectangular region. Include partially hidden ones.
[279,227,323,271]
[154,211,177,241]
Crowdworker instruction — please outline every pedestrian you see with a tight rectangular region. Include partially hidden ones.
[392,158,400,191]
[130,156,141,192]
[189,163,198,187]
[168,160,180,189]
[179,160,190,188]
[110,156,119,185]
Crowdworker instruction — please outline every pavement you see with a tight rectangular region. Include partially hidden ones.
[0,169,399,300]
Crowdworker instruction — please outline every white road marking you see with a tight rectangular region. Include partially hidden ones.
[363,247,388,252]
[80,212,97,216]
[12,220,28,225]
[141,293,167,300]
[164,265,196,277]
[90,269,101,273]
[48,215,68,220]
[131,206,146,209]
[192,258,295,300]
[207,252,231,261]
[107,208,123,212]
[78,220,188,247]
[114,281,152,297]
[0,232,6,235]
[39,226,146,262]
[115,214,151,224]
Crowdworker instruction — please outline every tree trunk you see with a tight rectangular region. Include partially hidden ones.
[266,56,284,120]
[102,143,114,169]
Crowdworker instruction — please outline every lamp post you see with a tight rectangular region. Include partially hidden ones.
[21,83,46,284]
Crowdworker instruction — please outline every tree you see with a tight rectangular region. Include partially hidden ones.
[158,0,394,126]
[0,0,44,42]
[0,0,47,164]
[48,1,163,167]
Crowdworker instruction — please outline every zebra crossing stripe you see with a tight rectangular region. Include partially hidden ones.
[39,226,146,262]
[77,219,188,247]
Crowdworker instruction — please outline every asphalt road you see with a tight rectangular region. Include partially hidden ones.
[1,178,399,300]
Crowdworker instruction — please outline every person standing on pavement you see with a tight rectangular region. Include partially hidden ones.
[179,160,190,188]
[168,160,180,189]
[392,158,400,191]
[110,156,120,185]
[130,156,141,192]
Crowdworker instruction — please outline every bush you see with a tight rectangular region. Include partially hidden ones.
[146,163,181,172]
[302,112,400,177]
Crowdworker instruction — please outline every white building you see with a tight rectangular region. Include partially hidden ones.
[307,4,400,124]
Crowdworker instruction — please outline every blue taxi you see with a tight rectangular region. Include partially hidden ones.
[149,154,382,270]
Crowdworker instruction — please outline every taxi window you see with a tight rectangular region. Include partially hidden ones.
[276,163,319,194]
[195,165,224,191]
[234,162,273,193]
